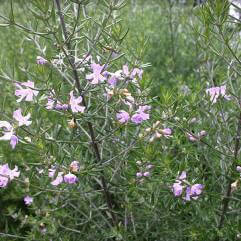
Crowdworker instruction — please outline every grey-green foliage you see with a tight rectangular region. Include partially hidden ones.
[0,0,241,241]
[124,1,200,96]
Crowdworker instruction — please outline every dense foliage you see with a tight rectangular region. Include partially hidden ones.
[0,0,240,240]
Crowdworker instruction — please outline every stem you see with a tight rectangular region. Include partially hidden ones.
[218,109,241,229]
[54,0,117,226]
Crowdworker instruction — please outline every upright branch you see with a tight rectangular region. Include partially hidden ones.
[54,0,117,227]
[218,107,241,229]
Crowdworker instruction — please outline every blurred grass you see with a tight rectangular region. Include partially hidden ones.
[122,1,201,96]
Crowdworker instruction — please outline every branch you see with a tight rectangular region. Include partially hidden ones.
[54,0,117,227]
[218,108,241,229]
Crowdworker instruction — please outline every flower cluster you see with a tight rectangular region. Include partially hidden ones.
[139,121,172,142]
[49,161,79,186]
[172,171,204,201]
[206,85,230,104]
[116,105,151,125]
[0,108,32,149]
[0,164,20,188]
[136,161,154,180]
[15,81,39,103]
[24,195,33,206]
[187,130,207,142]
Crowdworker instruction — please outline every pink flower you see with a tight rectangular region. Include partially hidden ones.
[10,135,18,149]
[131,105,151,124]
[160,128,172,138]
[199,130,207,137]
[236,166,241,173]
[13,109,32,127]
[64,173,78,184]
[107,70,122,86]
[146,164,154,169]
[136,172,143,178]
[86,63,106,84]
[46,97,69,111]
[137,105,151,113]
[178,171,187,181]
[37,56,48,65]
[122,65,143,80]
[172,182,183,197]
[69,91,85,113]
[0,121,14,141]
[185,184,204,201]
[187,133,198,142]
[51,172,63,186]
[0,164,20,188]
[70,161,80,173]
[130,68,143,79]
[187,130,207,142]
[206,85,230,104]
[15,81,39,102]
[122,65,130,77]
[143,171,150,177]
[116,110,130,124]
[0,121,18,149]
[24,195,33,206]
[46,98,55,110]
[48,167,56,178]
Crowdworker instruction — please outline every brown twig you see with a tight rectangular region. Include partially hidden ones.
[54,0,117,226]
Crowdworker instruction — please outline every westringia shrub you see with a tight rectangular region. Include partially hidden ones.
[0,0,240,240]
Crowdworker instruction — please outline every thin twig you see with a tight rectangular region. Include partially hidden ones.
[54,0,117,227]
[218,109,241,229]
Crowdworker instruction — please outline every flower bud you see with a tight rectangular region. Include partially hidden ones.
[136,172,143,178]
[143,171,150,177]
[68,118,77,128]
[70,161,80,173]
[153,121,160,128]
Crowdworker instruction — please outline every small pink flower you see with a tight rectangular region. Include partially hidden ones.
[184,184,204,201]
[70,161,80,173]
[0,176,8,188]
[46,98,55,110]
[37,56,48,65]
[15,81,39,102]
[64,173,78,184]
[51,172,63,186]
[236,166,241,173]
[131,105,151,125]
[122,64,130,77]
[136,172,143,178]
[116,110,130,124]
[24,195,33,206]
[160,128,172,138]
[146,164,154,170]
[172,182,183,197]
[48,167,56,178]
[0,121,18,149]
[10,135,18,149]
[199,130,207,137]
[206,85,230,104]
[143,171,150,177]
[86,63,106,84]
[178,171,187,181]
[131,68,143,79]
[0,164,20,188]
[187,133,198,142]
[69,91,85,113]
[13,109,32,127]
[107,71,122,86]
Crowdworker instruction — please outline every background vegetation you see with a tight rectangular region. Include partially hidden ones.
[0,0,240,240]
